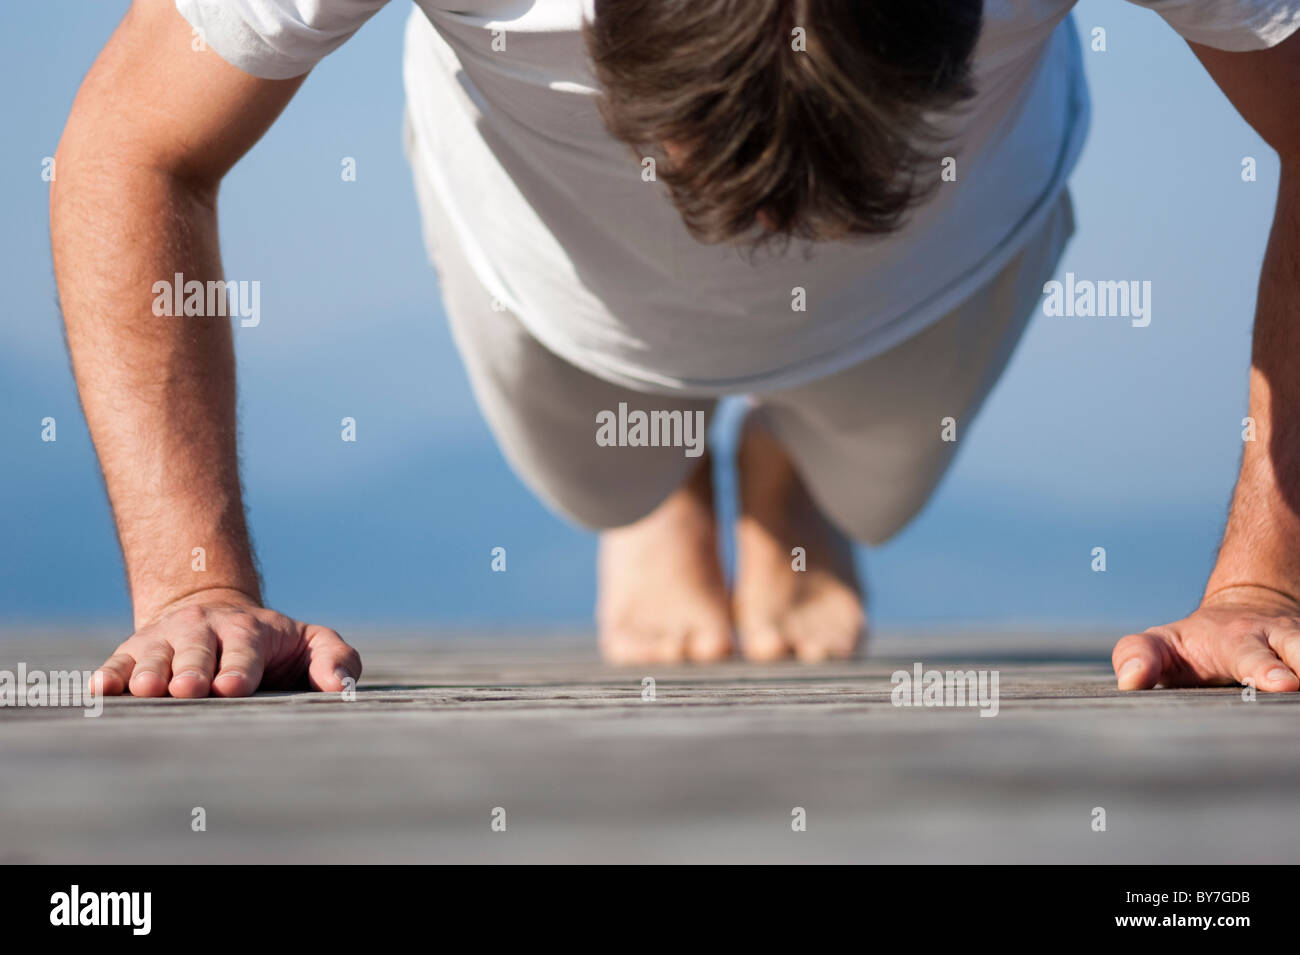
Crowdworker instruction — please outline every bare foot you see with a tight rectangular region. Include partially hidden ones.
[596,455,733,664]
[733,417,865,662]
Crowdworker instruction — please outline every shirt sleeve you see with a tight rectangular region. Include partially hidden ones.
[1124,0,1300,51]
[174,0,391,80]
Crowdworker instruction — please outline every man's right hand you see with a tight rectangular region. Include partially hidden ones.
[95,589,362,699]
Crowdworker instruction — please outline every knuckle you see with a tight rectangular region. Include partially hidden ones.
[221,611,262,635]
[180,642,218,664]
[220,642,263,663]
[254,609,293,633]
[123,635,156,658]
[1224,618,1263,643]
[169,604,209,628]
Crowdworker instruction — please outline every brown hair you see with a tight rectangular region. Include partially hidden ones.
[585,0,983,249]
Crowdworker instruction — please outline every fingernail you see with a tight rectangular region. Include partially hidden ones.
[175,669,205,680]
[1119,659,1143,679]
[1266,667,1293,685]
[216,670,246,683]
[334,666,353,686]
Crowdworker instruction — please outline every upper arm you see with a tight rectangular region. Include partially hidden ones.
[56,0,307,189]
[1191,29,1300,162]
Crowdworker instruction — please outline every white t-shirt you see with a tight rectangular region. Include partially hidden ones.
[176,0,1300,394]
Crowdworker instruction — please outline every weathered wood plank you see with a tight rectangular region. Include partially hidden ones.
[0,633,1295,863]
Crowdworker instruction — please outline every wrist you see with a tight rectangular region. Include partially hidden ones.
[133,582,263,631]
[1200,581,1300,614]
[124,518,262,628]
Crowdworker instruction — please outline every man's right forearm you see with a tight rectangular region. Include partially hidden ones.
[45,0,353,698]
[51,153,261,628]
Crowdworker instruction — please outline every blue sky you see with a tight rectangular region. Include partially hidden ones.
[0,1,1281,633]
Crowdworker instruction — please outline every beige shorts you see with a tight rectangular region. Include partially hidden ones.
[411,136,1073,543]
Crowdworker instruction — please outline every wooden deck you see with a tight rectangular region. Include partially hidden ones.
[1,631,1296,864]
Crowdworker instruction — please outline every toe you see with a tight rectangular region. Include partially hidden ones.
[824,602,866,659]
[783,602,856,663]
[599,627,656,666]
[793,636,829,663]
[655,626,690,664]
[687,621,733,662]
[739,622,790,661]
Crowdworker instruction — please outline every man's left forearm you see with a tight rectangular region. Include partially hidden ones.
[1113,35,1300,690]
[1204,164,1300,611]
